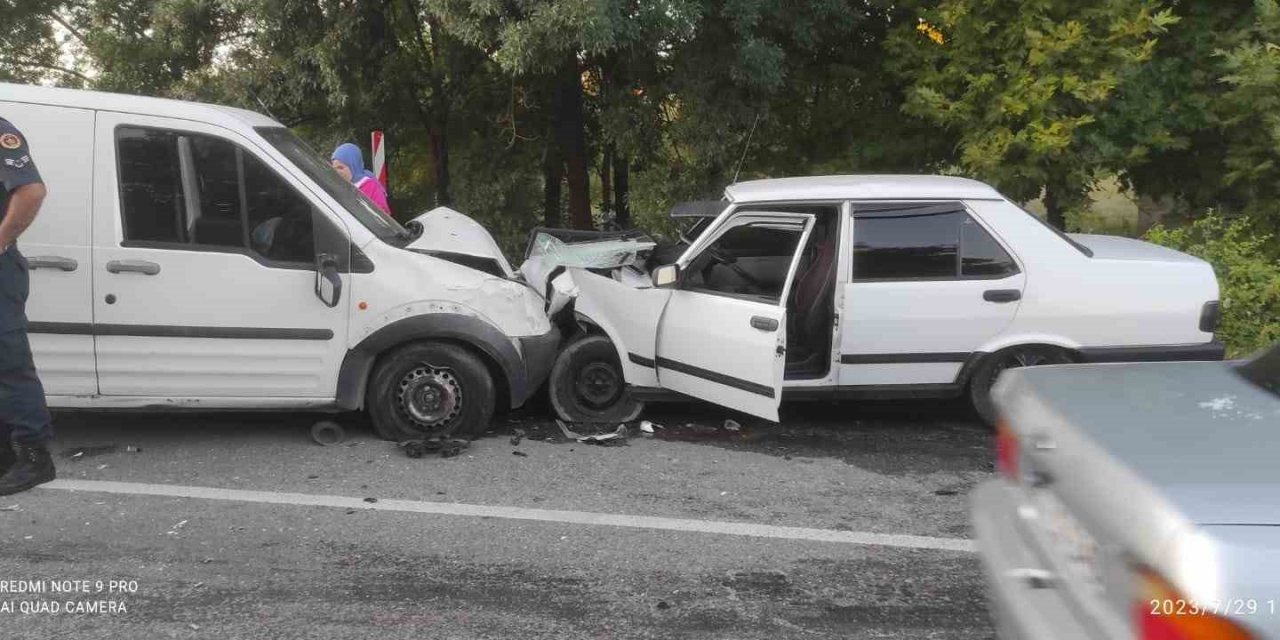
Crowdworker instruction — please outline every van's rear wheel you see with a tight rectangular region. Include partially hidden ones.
[968,345,1072,427]
[367,342,496,441]
[549,335,644,423]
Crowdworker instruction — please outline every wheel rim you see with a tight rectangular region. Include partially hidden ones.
[574,360,622,409]
[397,364,463,429]
[991,349,1061,378]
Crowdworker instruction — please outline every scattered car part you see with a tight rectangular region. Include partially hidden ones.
[555,419,629,445]
[310,420,345,446]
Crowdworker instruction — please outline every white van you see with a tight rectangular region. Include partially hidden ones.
[2,83,559,440]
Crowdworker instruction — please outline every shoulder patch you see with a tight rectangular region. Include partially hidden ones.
[0,133,21,150]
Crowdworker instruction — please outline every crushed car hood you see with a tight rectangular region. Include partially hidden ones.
[406,207,515,278]
[518,229,657,298]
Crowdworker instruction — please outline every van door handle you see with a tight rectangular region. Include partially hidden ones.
[750,316,779,331]
[106,260,161,276]
[27,256,79,272]
[983,289,1021,303]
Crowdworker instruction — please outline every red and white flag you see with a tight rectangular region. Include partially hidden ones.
[371,130,387,189]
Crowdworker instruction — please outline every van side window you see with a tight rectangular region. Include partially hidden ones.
[116,126,316,266]
[851,203,1018,280]
[117,128,187,243]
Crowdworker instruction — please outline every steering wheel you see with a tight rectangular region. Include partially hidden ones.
[703,246,765,289]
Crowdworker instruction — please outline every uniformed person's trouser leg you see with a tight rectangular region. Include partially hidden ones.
[0,329,53,444]
[0,248,52,444]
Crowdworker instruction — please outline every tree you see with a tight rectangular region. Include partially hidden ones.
[889,0,1178,228]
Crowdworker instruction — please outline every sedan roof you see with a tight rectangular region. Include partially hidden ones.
[724,175,1003,203]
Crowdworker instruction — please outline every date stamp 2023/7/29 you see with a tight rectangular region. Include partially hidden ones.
[0,579,138,615]
[1150,598,1280,617]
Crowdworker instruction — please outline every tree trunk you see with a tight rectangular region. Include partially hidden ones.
[613,153,630,229]
[543,142,563,228]
[1044,182,1067,230]
[600,145,613,216]
[426,16,451,206]
[557,52,593,230]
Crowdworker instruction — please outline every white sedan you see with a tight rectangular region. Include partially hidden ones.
[521,174,1225,424]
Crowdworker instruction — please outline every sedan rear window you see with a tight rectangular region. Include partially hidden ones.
[1238,344,1280,397]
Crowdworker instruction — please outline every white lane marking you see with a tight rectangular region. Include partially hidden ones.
[41,479,976,553]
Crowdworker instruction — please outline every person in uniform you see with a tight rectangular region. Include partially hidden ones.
[0,116,56,495]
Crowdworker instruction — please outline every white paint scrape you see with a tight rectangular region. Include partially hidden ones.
[41,479,975,553]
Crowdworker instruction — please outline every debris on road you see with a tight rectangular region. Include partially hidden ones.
[399,437,470,459]
[0,504,21,512]
[62,444,118,460]
[509,429,526,446]
[639,420,661,435]
[654,422,745,442]
[512,451,529,458]
[556,420,629,446]
[555,419,584,440]
[723,419,741,432]
[310,421,346,446]
[440,439,469,458]
[363,497,378,504]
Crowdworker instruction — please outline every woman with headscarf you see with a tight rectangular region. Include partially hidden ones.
[330,142,391,216]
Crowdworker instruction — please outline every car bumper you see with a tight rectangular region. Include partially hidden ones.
[971,480,1111,640]
[1077,341,1226,363]
[517,326,561,405]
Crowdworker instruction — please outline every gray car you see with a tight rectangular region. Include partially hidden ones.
[972,343,1280,639]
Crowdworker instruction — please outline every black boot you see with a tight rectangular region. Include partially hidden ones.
[0,441,56,496]
[0,442,13,477]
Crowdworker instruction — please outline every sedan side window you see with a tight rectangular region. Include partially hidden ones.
[116,126,317,266]
[683,221,805,303]
[851,203,1018,280]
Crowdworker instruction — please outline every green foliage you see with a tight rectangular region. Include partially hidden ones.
[889,0,1177,226]
[1145,213,1280,357]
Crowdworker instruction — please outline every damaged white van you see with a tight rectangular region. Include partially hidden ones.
[521,176,1225,425]
[3,83,558,440]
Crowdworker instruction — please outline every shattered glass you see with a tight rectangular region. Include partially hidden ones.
[526,231,656,269]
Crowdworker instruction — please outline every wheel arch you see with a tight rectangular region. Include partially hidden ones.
[336,313,523,411]
[959,338,1083,389]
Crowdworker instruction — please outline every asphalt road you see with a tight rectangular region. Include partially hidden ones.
[0,399,995,639]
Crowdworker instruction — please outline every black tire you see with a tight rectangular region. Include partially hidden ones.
[548,334,644,423]
[968,345,1073,427]
[366,342,496,441]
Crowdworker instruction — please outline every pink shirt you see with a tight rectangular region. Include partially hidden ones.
[356,176,391,215]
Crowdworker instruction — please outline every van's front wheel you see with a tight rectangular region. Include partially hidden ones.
[549,335,644,423]
[367,342,496,441]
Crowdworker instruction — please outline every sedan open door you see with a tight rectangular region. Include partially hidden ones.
[652,212,815,421]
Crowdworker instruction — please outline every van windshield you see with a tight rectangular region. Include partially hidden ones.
[256,127,408,244]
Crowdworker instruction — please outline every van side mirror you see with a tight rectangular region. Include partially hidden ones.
[315,253,342,308]
[652,264,680,288]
